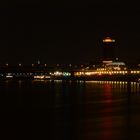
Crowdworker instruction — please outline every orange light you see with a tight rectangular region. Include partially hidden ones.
[103,37,115,43]
[102,61,113,64]
[99,73,102,76]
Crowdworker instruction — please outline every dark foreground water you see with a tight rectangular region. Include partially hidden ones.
[1,80,140,140]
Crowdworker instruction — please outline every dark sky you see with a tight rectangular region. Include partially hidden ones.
[1,1,140,65]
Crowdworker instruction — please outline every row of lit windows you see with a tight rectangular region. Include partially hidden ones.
[131,71,140,74]
[75,71,128,76]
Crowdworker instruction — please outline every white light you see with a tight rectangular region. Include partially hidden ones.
[54,71,63,76]
[6,75,13,78]
[34,76,45,79]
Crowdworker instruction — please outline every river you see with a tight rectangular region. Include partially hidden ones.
[1,80,140,140]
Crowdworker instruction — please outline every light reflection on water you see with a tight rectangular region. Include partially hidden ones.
[1,80,140,140]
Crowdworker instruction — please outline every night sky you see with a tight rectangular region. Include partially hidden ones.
[1,1,140,65]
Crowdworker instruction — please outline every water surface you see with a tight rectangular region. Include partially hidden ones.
[1,80,140,140]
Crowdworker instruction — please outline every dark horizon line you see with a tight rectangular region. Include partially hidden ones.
[1,60,140,66]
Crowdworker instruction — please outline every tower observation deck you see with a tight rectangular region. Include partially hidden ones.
[102,37,116,63]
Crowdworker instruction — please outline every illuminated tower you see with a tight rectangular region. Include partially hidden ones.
[102,37,116,63]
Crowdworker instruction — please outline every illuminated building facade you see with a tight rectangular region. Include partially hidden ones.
[102,37,116,63]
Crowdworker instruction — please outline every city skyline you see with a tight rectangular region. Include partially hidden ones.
[1,1,140,64]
